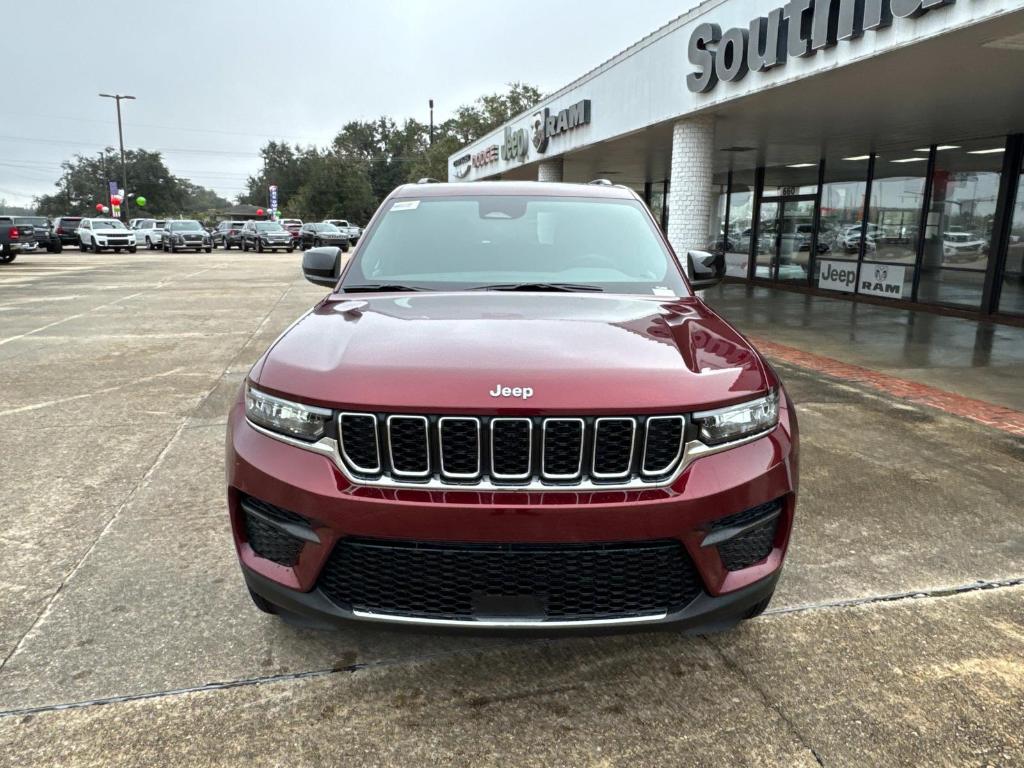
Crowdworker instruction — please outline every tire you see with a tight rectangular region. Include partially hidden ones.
[743,592,775,620]
[342,243,350,253]
[287,245,294,253]
[129,246,137,253]
[242,239,249,252]
[80,241,90,252]
[146,237,154,250]
[257,239,264,253]
[205,247,212,253]
[171,244,177,253]
[223,239,231,251]
[0,253,16,264]
[53,242,63,254]
[247,588,278,615]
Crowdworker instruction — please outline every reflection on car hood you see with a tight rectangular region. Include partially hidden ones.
[256,293,769,412]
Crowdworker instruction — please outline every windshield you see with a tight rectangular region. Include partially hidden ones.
[316,224,340,233]
[256,222,284,232]
[14,217,48,226]
[342,195,687,295]
[93,219,126,229]
[169,221,203,231]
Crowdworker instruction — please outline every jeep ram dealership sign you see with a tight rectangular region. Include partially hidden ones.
[818,259,905,299]
[687,0,956,93]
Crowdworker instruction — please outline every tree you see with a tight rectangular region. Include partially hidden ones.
[35,149,228,217]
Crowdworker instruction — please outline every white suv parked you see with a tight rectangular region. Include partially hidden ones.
[78,218,137,253]
[131,218,167,250]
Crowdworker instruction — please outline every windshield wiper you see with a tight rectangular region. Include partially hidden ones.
[341,284,426,293]
[469,282,604,293]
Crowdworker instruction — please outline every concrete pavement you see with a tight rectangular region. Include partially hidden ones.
[1,251,1021,766]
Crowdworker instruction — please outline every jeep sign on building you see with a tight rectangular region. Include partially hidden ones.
[450,0,1024,319]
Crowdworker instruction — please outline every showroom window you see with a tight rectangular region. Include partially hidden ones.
[709,172,729,252]
[998,149,1023,316]
[860,153,927,300]
[813,154,871,293]
[917,139,1004,309]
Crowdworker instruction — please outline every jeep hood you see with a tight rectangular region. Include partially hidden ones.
[254,293,769,412]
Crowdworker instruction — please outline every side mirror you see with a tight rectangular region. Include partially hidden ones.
[302,246,341,287]
[684,249,724,291]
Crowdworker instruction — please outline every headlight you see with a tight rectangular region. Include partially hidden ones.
[693,391,779,446]
[245,385,331,441]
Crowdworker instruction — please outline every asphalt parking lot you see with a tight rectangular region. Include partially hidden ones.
[1,251,1022,767]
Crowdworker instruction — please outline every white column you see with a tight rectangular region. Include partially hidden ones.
[537,158,564,182]
[667,116,716,256]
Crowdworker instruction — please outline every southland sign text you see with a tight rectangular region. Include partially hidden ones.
[687,0,955,93]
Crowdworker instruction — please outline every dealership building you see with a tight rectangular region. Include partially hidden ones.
[449,0,1024,319]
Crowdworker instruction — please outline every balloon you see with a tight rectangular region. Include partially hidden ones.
[110,195,121,205]
[96,203,104,212]
[101,205,110,214]
[256,208,265,216]
[135,196,147,207]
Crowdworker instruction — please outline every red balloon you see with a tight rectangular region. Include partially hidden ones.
[95,203,104,211]
[111,195,121,205]
[256,208,264,216]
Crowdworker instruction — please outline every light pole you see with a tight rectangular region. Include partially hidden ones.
[429,99,434,146]
[99,93,135,220]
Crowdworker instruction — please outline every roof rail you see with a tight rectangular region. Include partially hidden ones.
[588,178,615,186]
[416,177,443,184]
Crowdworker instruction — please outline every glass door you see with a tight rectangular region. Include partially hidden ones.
[756,196,817,281]
[777,198,817,283]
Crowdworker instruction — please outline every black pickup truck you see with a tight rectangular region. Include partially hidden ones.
[0,215,36,263]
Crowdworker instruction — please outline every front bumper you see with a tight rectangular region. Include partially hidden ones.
[226,392,798,632]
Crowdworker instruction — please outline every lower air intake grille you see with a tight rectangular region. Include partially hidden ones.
[714,499,783,571]
[241,495,311,567]
[317,538,703,622]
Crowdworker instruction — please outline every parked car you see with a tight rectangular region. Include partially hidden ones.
[162,220,213,253]
[240,220,294,252]
[279,218,303,247]
[228,181,798,633]
[324,218,361,243]
[299,222,349,251]
[214,220,247,250]
[131,218,167,250]
[13,216,61,253]
[78,218,136,253]
[0,215,36,263]
[53,216,83,248]
[943,231,988,261]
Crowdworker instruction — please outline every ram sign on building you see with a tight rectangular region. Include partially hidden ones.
[450,0,1024,319]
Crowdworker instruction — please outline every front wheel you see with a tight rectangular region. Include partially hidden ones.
[0,251,15,264]
[129,246,137,253]
[247,587,278,615]
[223,239,231,250]
[80,241,90,252]
[341,243,350,253]
[743,592,775,620]
[52,242,63,254]
[286,245,294,253]
[204,247,212,253]
[146,237,154,250]
[256,239,264,253]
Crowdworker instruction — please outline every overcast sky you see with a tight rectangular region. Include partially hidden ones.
[0,0,694,208]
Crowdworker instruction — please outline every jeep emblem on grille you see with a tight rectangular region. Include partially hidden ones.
[489,384,534,400]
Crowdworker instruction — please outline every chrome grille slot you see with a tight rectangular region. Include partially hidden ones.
[491,418,532,481]
[541,418,584,480]
[642,416,685,477]
[592,418,636,479]
[339,413,380,474]
[439,417,480,479]
[387,416,430,478]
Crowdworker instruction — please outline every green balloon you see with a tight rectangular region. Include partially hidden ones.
[135,196,147,207]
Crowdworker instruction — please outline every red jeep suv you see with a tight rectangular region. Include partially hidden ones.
[226,181,798,632]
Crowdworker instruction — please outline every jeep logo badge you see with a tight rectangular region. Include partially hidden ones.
[489,384,534,400]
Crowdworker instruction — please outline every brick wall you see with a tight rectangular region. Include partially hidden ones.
[667,116,715,256]
[537,159,564,183]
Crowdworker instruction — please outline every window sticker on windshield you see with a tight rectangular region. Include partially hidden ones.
[652,286,675,297]
[391,200,420,211]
